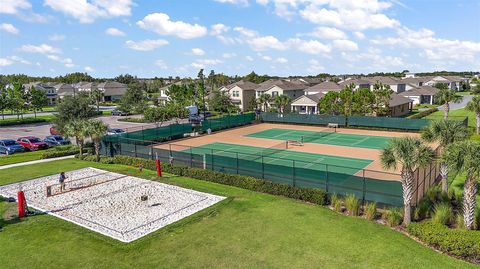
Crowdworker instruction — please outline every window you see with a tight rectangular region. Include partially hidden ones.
[232,90,240,97]
[271,91,279,97]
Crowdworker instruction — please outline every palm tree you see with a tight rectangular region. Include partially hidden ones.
[274,94,291,114]
[90,88,103,113]
[86,119,108,161]
[64,119,89,157]
[435,85,463,119]
[421,120,468,194]
[444,141,480,229]
[258,93,272,112]
[381,137,435,226]
[466,96,480,134]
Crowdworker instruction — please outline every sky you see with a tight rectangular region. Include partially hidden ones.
[0,0,479,78]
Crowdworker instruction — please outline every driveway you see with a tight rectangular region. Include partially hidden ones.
[437,94,473,110]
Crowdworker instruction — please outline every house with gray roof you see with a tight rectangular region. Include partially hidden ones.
[399,85,439,105]
[97,81,127,102]
[388,93,413,117]
[424,76,468,91]
[219,80,259,111]
[290,93,324,114]
[304,81,342,95]
[55,83,76,99]
[23,82,58,105]
[255,79,308,112]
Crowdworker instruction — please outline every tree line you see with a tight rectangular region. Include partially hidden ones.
[0,83,48,119]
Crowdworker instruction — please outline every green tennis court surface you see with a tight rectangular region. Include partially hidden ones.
[245,128,392,149]
[175,142,402,206]
[188,142,372,173]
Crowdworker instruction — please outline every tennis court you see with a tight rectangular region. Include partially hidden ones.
[246,128,392,149]
[187,142,373,174]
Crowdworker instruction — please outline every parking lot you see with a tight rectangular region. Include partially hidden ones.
[0,116,147,141]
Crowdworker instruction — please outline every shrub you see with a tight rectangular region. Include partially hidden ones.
[331,194,342,212]
[413,199,431,221]
[475,208,480,230]
[407,221,480,261]
[364,202,377,220]
[456,214,466,229]
[383,208,403,227]
[79,155,327,206]
[345,194,360,216]
[432,203,453,226]
[41,145,80,159]
[409,107,438,119]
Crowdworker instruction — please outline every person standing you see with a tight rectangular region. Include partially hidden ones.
[59,172,67,192]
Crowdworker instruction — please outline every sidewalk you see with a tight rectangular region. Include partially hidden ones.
[0,155,75,170]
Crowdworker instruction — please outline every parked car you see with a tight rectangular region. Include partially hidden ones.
[0,139,25,155]
[107,128,126,135]
[112,109,129,116]
[16,136,49,151]
[44,135,71,147]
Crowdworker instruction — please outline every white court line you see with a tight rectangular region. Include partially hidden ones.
[351,137,369,146]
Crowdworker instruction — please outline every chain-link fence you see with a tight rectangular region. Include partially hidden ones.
[105,140,441,207]
[261,112,468,131]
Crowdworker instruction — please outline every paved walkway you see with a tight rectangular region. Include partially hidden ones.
[437,94,473,110]
[0,155,75,170]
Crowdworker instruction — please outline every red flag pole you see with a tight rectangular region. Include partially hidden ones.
[155,153,162,177]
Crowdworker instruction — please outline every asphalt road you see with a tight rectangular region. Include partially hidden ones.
[0,106,117,119]
[0,115,146,141]
[437,94,473,110]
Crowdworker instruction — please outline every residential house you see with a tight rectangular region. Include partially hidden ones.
[304,81,342,95]
[399,85,439,105]
[424,76,467,91]
[388,93,413,117]
[23,82,58,105]
[255,79,308,112]
[75,82,97,92]
[55,83,76,99]
[97,81,127,102]
[290,93,324,114]
[219,80,259,112]
[364,76,406,93]
[339,78,373,90]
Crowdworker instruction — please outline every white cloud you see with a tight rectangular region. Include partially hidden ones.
[372,27,480,63]
[222,52,236,58]
[307,59,325,74]
[47,54,74,68]
[214,0,249,6]
[8,55,30,65]
[191,48,206,56]
[354,31,366,39]
[0,0,31,14]
[210,23,230,35]
[0,58,14,67]
[261,55,272,61]
[137,13,207,39]
[333,39,359,51]
[287,38,331,54]
[234,27,257,38]
[49,34,66,41]
[44,0,133,23]
[84,66,94,72]
[249,35,288,51]
[190,59,223,69]
[245,55,254,61]
[0,23,19,34]
[20,44,61,54]
[125,39,169,51]
[308,27,346,39]
[275,57,288,63]
[105,27,125,36]
[155,60,168,69]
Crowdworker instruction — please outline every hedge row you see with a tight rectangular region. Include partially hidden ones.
[41,145,89,159]
[90,155,327,205]
[409,108,439,119]
[0,117,49,127]
[407,221,480,261]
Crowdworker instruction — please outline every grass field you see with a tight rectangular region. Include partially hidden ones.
[424,108,476,128]
[0,150,45,166]
[0,159,475,268]
[246,128,392,149]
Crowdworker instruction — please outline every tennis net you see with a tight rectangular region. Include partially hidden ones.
[301,128,336,143]
[247,141,287,160]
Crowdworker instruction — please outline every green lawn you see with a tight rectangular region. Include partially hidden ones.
[424,108,475,128]
[0,115,55,126]
[0,159,475,268]
[0,150,45,166]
